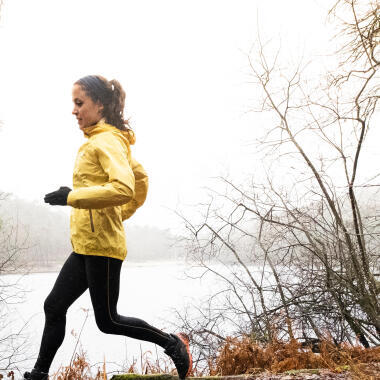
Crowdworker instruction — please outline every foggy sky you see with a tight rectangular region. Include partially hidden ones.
[0,1,343,231]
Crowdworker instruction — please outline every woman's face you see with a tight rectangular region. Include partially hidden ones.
[72,84,103,129]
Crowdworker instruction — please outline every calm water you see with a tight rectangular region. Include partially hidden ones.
[4,261,213,376]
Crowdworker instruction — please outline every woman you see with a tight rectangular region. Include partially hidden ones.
[24,75,192,380]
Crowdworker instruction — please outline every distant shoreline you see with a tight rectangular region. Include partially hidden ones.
[1,259,187,276]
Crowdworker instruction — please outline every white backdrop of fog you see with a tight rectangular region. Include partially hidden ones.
[0,1,379,376]
[0,0,344,232]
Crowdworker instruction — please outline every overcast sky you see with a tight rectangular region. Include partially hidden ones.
[0,0,352,230]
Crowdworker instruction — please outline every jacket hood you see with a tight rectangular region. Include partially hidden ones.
[81,120,136,146]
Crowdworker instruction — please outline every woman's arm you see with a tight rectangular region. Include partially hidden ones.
[121,158,148,220]
[67,134,135,209]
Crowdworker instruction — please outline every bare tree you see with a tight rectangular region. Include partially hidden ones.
[176,0,379,366]
[0,193,30,372]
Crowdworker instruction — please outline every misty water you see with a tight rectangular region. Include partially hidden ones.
[4,261,221,376]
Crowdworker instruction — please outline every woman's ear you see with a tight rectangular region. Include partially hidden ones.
[97,102,104,115]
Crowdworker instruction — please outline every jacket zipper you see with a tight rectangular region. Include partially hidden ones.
[89,209,95,232]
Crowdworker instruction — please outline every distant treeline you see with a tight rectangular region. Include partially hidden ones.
[0,194,184,271]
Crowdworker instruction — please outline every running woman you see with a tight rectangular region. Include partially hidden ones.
[24,75,192,380]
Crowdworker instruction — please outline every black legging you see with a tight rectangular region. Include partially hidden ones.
[34,252,171,373]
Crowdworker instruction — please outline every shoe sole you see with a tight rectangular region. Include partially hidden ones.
[176,332,193,378]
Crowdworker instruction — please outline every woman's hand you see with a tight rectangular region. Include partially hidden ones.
[44,186,72,206]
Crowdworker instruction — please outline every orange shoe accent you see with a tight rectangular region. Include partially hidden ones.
[176,333,193,377]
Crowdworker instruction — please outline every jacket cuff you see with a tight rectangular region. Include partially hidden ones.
[67,191,76,207]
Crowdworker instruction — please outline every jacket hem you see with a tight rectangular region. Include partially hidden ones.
[73,246,127,261]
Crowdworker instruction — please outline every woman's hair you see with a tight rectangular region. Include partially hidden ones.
[75,75,133,135]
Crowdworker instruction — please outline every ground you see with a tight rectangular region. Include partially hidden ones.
[110,363,380,380]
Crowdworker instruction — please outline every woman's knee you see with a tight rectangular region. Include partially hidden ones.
[94,311,118,334]
[44,293,64,319]
[95,318,114,334]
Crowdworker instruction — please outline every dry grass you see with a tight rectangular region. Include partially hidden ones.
[51,349,107,380]
[210,335,380,378]
[125,347,173,376]
[44,337,380,380]
[49,347,179,380]
[0,371,15,379]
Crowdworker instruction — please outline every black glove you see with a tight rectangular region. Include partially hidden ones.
[44,186,72,206]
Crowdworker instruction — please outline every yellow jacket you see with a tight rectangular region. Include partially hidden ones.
[67,121,148,261]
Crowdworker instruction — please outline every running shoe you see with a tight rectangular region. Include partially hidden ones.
[23,369,49,380]
[164,332,193,379]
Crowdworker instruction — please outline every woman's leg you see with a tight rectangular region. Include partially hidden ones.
[33,252,88,373]
[84,255,171,348]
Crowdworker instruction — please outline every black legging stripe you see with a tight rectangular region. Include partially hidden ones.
[34,252,171,373]
[104,257,170,341]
